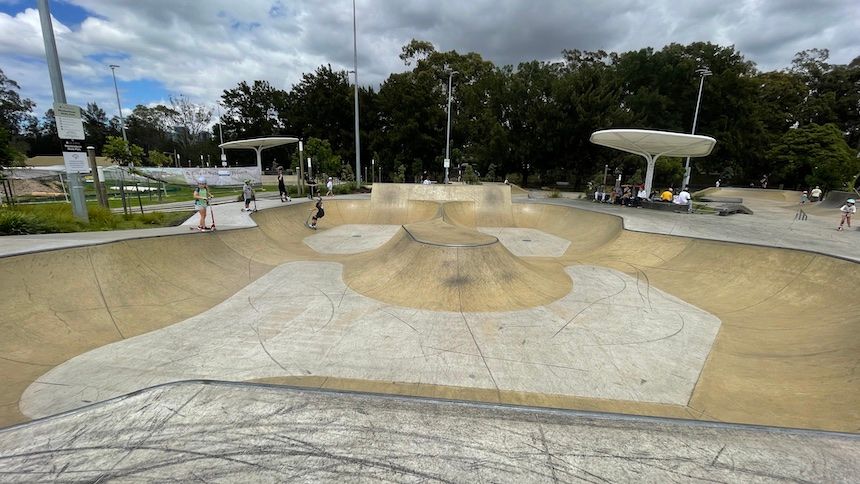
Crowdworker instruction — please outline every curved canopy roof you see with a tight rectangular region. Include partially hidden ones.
[219,137,299,150]
[590,129,716,158]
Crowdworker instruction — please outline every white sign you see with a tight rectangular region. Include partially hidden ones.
[63,151,90,173]
[54,103,86,140]
[443,158,450,168]
[220,153,227,162]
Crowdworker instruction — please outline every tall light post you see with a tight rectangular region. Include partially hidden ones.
[444,70,458,184]
[216,103,225,163]
[682,67,712,188]
[352,0,361,186]
[108,64,128,144]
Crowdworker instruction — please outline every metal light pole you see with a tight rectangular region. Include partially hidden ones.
[352,0,361,186]
[109,64,128,144]
[683,67,712,188]
[38,0,88,222]
[444,70,457,184]
[216,103,225,162]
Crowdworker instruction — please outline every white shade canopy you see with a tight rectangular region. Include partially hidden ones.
[590,129,717,195]
[218,137,300,171]
[219,137,300,151]
[590,129,716,158]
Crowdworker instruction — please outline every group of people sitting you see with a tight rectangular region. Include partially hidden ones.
[593,185,691,207]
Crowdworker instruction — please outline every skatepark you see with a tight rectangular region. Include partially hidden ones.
[0,184,858,480]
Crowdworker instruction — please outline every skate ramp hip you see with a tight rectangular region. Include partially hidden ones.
[0,188,858,434]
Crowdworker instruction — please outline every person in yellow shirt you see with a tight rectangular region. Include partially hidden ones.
[660,188,674,202]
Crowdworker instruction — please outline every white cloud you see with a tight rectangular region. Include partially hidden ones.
[1,0,858,121]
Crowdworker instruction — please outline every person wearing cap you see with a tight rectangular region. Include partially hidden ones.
[837,199,856,231]
[800,191,809,204]
[242,179,255,212]
[193,177,212,229]
[325,176,334,197]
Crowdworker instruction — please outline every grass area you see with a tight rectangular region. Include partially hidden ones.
[0,202,192,235]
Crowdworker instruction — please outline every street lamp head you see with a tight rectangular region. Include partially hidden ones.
[109,64,119,69]
[696,67,712,76]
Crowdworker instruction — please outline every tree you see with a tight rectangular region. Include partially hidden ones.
[126,104,176,154]
[220,80,285,139]
[148,151,170,167]
[285,65,354,160]
[0,126,26,166]
[103,136,144,166]
[769,123,859,190]
[82,102,115,154]
[169,95,212,164]
[0,69,35,135]
[292,137,341,179]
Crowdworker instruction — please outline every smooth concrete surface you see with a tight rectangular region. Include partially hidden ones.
[1,184,859,480]
[2,381,858,483]
[20,262,720,418]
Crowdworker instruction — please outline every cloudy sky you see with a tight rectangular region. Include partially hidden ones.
[1,0,858,121]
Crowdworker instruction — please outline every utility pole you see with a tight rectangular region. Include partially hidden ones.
[445,70,457,184]
[352,0,361,186]
[683,67,712,188]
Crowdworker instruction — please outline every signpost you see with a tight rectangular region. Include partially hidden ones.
[54,103,88,222]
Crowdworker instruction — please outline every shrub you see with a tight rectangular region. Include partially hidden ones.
[463,165,481,185]
[334,182,356,195]
[392,165,406,183]
[0,209,52,235]
[548,189,562,198]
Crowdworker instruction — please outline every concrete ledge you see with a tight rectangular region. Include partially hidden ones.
[641,200,690,213]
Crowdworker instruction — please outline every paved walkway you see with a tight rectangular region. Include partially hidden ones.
[527,191,860,262]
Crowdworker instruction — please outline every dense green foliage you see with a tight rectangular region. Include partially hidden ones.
[2,41,859,190]
[0,204,189,235]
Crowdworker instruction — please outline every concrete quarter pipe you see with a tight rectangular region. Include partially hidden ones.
[0,184,858,436]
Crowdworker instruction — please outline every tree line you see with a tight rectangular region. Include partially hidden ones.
[2,40,858,190]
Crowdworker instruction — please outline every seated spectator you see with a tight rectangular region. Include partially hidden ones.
[660,188,674,202]
[594,187,604,202]
[675,186,691,205]
[635,186,648,207]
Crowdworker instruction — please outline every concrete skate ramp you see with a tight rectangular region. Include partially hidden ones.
[1,189,859,433]
[699,187,800,203]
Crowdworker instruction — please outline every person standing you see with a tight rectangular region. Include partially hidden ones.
[193,177,212,230]
[810,186,822,202]
[277,167,290,202]
[837,199,856,231]
[242,179,255,212]
[325,176,334,197]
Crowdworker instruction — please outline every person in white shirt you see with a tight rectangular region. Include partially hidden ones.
[810,186,822,202]
[676,187,691,205]
[422,177,432,185]
[837,199,856,231]
[636,186,648,206]
[325,177,334,197]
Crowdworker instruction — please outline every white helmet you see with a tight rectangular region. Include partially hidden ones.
[197,176,206,184]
